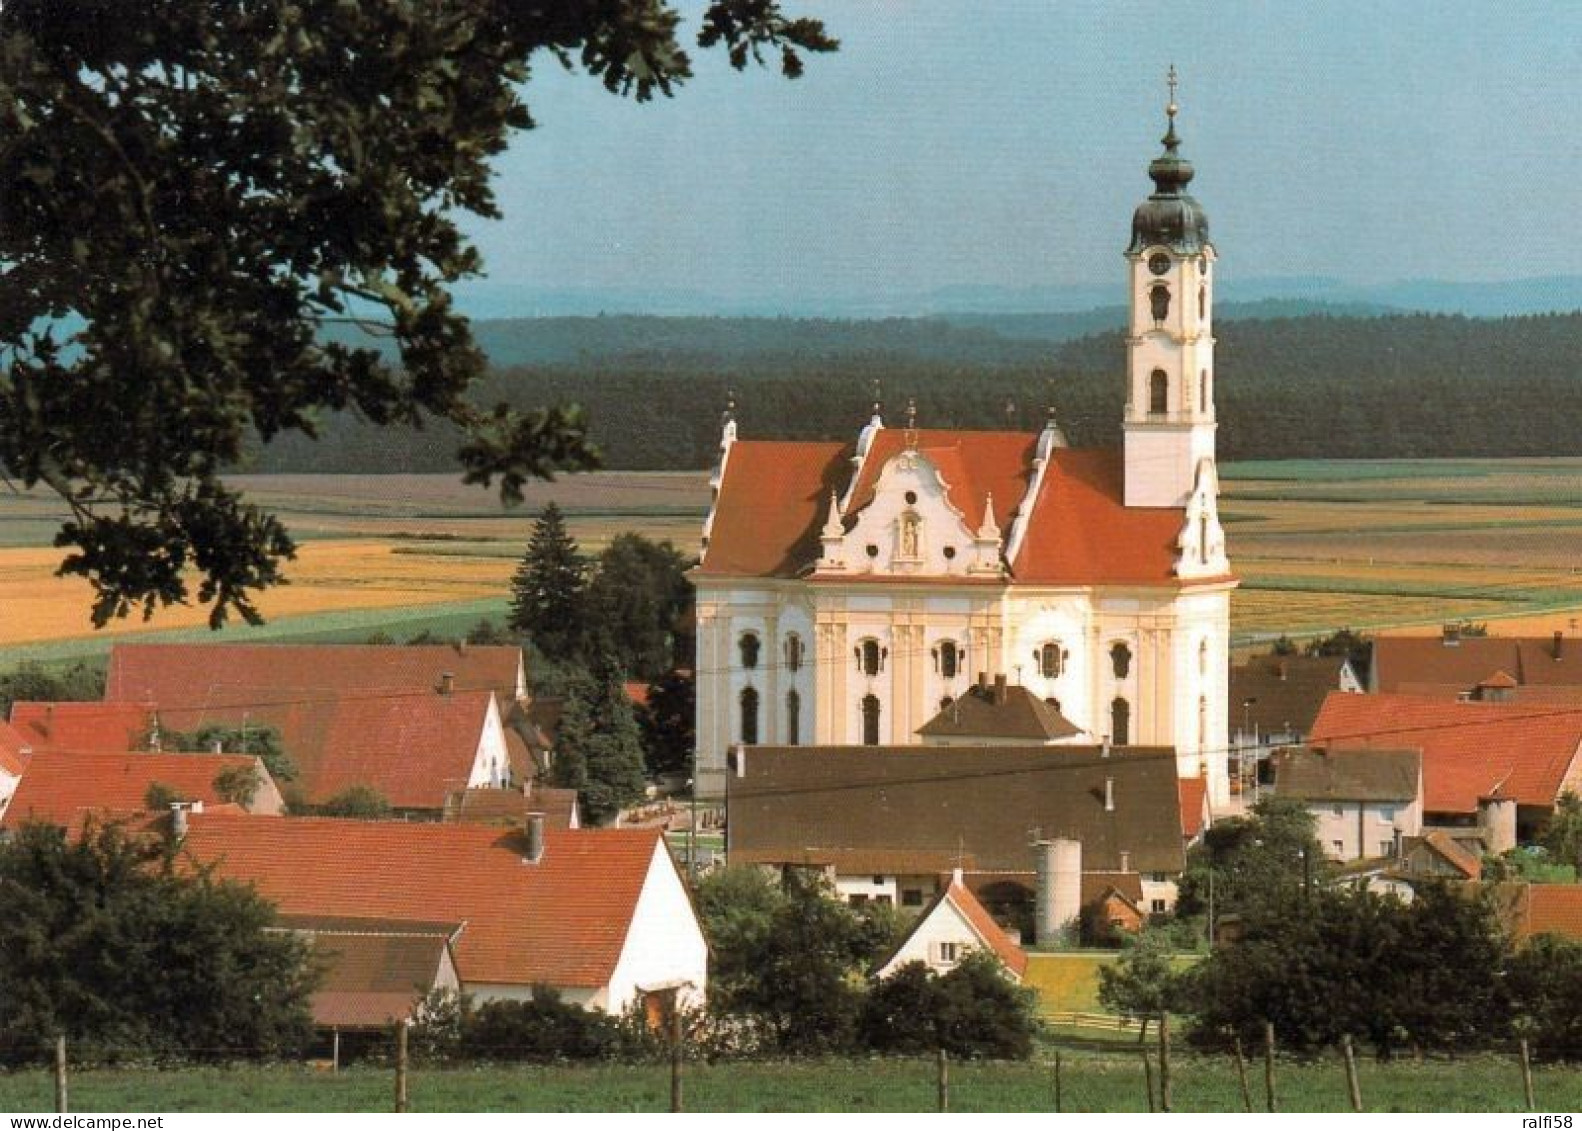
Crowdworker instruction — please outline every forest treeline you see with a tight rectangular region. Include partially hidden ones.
[256,309,1582,472]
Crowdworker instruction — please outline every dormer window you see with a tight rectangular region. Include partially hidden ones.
[739,632,760,670]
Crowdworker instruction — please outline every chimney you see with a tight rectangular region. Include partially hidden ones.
[1104,776,1115,812]
[457,639,468,656]
[733,744,747,778]
[1554,631,1564,661]
[525,812,545,864]
[209,738,224,754]
[1100,739,1111,759]
[976,671,988,692]
[169,801,199,840]
[993,673,1008,705]
[439,671,455,696]
[1277,660,1288,682]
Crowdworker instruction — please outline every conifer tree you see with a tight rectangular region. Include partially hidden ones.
[549,658,647,826]
[509,503,586,663]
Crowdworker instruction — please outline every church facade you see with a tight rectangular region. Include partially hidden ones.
[691,97,1235,802]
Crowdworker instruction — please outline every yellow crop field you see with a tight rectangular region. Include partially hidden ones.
[0,540,512,648]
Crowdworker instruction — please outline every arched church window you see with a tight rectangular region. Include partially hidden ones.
[936,640,960,680]
[1149,284,1171,324]
[1199,282,1207,320]
[1111,642,1133,680]
[1200,369,1209,411]
[1149,370,1168,416]
[739,632,760,670]
[784,633,804,672]
[861,694,882,746]
[857,638,884,677]
[1037,642,1064,680]
[739,686,760,745]
[786,689,801,746]
[1111,697,1131,746]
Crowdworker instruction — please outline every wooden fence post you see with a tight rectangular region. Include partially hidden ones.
[1141,1049,1155,1112]
[1263,1020,1278,1113]
[1158,1012,1172,1112]
[53,1036,67,1115]
[1053,1049,1063,1114]
[670,1002,684,1114]
[1233,1036,1253,1112]
[394,1021,409,1113]
[1520,1038,1536,1111]
[1341,1034,1362,1112]
[937,1047,949,1113]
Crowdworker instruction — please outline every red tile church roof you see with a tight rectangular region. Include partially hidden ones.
[698,429,1203,587]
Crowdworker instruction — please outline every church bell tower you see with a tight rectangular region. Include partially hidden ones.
[1123,69,1218,509]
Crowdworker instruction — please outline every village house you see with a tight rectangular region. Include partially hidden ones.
[1228,652,1363,793]
[1270,746,1423,862]
[0,749,285,830]
[1370,628,1582,702]
[874,871,1029,980]
[692,101,1235,804]
[1309,691,1582,847]
[726,744,1188,942]
[175,812,707,1013]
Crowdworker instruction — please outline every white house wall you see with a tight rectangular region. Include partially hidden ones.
[604,840,710,1012]
[467,696,512,789]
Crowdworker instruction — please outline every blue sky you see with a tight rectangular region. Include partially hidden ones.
[456,1,1582,312]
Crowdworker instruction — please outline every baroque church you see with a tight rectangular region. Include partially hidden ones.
[692,91,1235,803]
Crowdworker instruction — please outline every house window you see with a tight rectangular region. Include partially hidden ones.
[784,633,804,672]
[1332,840,1345,855]
[786,690,801,746]
[1111,642,1132,679]
[902,888,924,907]
[936,640,961,680]
[1149,284,1170,324]
[1150,899,1167,914]
[1111,697,1130,746]
[937,942,959,964]
[1038,641,1063,679]
[849,894,868,906]
[739,687,760,745]
[1332,804,1345,818]
[739,632,760,669]
[874,894,893,907]
[1149,369,1168,415]
[1379,806,1397,822]
[1148,872,1168,884]
[1380,841,1395,857]
[857,638,884,677]
[861,694,882,746]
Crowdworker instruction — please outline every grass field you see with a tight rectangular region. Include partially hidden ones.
[6,459,1582,661]
[0,1050,1572,1112]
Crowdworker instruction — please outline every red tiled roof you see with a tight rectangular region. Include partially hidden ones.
[179,814,667,990]
[136,688,500,810]
[10,702,152,753]
[1524,884,1582,941]
[623,681,651,710]
[1178,777,1208,838]
[0,721,30,776]
[944,879,1029,978]
[1011,449,1189,586]
[698,432,1202,587]
[1310,692,1582,814]
[105,643,524,706]
[698,440,848,577]
[1,750,266,830]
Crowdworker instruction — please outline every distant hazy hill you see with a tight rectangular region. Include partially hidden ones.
[263,309,1582,473]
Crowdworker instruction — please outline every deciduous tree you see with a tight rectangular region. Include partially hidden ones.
[0,2,834,628]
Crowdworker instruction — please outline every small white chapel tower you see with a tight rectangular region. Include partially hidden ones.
[1123,68,1219,509]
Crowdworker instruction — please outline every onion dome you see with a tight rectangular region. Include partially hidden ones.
[1129,71,1210,255]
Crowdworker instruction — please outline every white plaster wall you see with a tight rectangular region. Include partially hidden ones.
[834,873,898,904]
[467,696,512,788]
[876,899,987,978]
[0,767,17,815]
[1314,800,1420,861]
[1140,876,1179,915]
[605,841,709,1012]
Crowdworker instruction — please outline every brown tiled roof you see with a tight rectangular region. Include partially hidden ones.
[1272,746,1421,803]
[105,643,525,705]
[443,784,580,830]
[125,687,501,811]
[1406,830,1483,880]
[1373,635,1582,696]
[917,681,1081,742]
[727,745,1186,874]
[179,814,668,990]
[1,750,273,830]
[1310,692,1582,814]
[1178,777,1208,839]
[10,702,153,753]
[732,846,974,874]
[1081,870,1145,909]
[698,431,1214,588]
[1228,654,1354,736]
[276,921,455,1030]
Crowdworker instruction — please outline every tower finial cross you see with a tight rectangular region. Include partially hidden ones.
[1167,63,1178,118]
